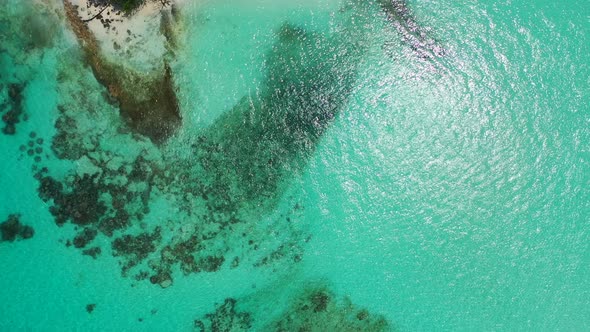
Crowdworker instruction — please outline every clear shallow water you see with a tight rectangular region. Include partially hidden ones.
[1,0,589,331]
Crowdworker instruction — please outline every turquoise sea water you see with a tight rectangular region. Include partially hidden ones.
[1,0,589,331]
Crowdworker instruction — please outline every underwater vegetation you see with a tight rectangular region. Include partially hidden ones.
[265,287,390,332]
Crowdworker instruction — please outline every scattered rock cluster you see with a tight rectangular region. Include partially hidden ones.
[36,148,156,262]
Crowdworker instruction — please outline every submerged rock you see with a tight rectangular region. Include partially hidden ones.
[112,228,162,274]
[82,247,102,259]
[73,228,98,248]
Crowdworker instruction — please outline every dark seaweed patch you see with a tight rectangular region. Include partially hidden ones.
[73,228,98,248]
[149,270,173,288]
[51,112,87,160]
[192,22,366,214]
[42,173,107,226]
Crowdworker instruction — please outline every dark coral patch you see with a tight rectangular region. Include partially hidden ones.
[199,255,225,273]
[311,290,330,313]
[194,22,365,213]
[42,173,107,226]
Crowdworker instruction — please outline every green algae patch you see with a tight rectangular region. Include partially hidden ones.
[63,0,181,144]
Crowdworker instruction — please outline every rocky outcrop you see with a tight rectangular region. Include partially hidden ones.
[63,0,181,144]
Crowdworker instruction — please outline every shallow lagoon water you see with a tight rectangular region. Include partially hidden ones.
[1,0,589,331]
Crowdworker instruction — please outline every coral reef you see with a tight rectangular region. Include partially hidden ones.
[0,214,34,242]
[82,246,102,259]
[112,228,161,274]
